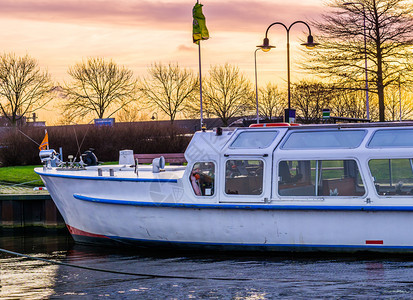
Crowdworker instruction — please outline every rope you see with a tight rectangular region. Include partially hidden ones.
[8,179,42,187]
[78,121,92,152]
[0,180,42,187]
[73,125,81,160]
[73,121,92,160]
[0,247,250,281]
[17,129,40,146]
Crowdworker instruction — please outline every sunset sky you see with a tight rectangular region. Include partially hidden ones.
[0,0,328,123]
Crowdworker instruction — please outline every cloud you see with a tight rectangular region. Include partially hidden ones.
[177,44,195,52]
[0,0,325,32]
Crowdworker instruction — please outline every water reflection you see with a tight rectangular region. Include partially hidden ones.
[1,234,413,299]
[0,234,71,300]
[1,257,59,299]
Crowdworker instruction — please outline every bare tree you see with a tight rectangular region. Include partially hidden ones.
[115,103,150,122]
[330,88,367,119]
[141,63,198,123]
[384,86,413,121]
[306,0,413,121]
[63,57,138,121]
[203,64,253,126]
[0,53,52,126]
[292,80,334,123]
[257,83,286,120]
[184,91,214,120]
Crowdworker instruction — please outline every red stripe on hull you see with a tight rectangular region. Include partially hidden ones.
[365,240,384,245]
[66,225,110,239]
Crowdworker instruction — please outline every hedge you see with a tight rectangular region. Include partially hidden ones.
[0,123,191,166]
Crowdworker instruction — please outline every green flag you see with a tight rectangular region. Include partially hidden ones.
[192,3,209,44]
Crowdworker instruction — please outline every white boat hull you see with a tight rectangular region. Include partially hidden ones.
[40,173,413,253]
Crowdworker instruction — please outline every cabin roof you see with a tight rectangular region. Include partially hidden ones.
[183,122,413,163]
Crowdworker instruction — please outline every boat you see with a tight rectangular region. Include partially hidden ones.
[35,122,413,253]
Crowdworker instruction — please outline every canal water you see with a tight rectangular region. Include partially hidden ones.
[1,233,413,299]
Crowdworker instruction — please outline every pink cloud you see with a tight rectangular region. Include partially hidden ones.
[177,44,196,52]
[0,0,325,32]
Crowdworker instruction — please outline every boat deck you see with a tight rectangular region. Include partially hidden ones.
[35,165,187,181]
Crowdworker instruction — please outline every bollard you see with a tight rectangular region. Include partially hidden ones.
[135,158,139,176]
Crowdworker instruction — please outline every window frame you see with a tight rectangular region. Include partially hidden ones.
[368,157,413,197]
[189,161,216,197]
[276,158,366,198]
[224,158,265,197]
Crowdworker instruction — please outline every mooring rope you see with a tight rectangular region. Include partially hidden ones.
[8,179,42,187]
[0,180,42,187]
[73,121,93,161]
[0,247,249,281]
[17,129,40,146]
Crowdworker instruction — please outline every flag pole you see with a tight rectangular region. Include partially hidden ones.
[197,0,204,130]
[198,41,203,130]
[193,0,208,130]
[45,129,49,150]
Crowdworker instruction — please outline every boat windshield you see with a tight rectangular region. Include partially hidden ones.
[368,129,413,148]
[230,131,278,149]
[281,130,366,149]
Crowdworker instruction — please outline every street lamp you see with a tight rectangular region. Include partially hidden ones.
[254,44,275,124]
[259,21,318,123]
[151,112,158,121]
[344,2,370,120]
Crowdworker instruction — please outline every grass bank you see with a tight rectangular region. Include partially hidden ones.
[0,161,120,187]
[0,165,43,186]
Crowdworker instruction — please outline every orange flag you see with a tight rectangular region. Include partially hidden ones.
[39,130,49,151]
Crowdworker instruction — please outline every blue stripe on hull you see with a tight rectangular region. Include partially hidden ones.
[74,194,413,212]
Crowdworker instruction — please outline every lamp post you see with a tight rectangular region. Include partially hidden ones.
[344,2,370,120]
[254,44,275,124]
[258,21,318,123]
[399,76,402,122]
[254,49,260,124]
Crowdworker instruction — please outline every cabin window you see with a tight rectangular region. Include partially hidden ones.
[281,130,366,149]
[225,160,264,195]
[368,129,413,148]
[230,131,278,149]
[369,159,413,196]
[189,162,215,196]
[278,159,365,197]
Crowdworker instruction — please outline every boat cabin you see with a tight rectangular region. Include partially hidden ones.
[184,123,413,204]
